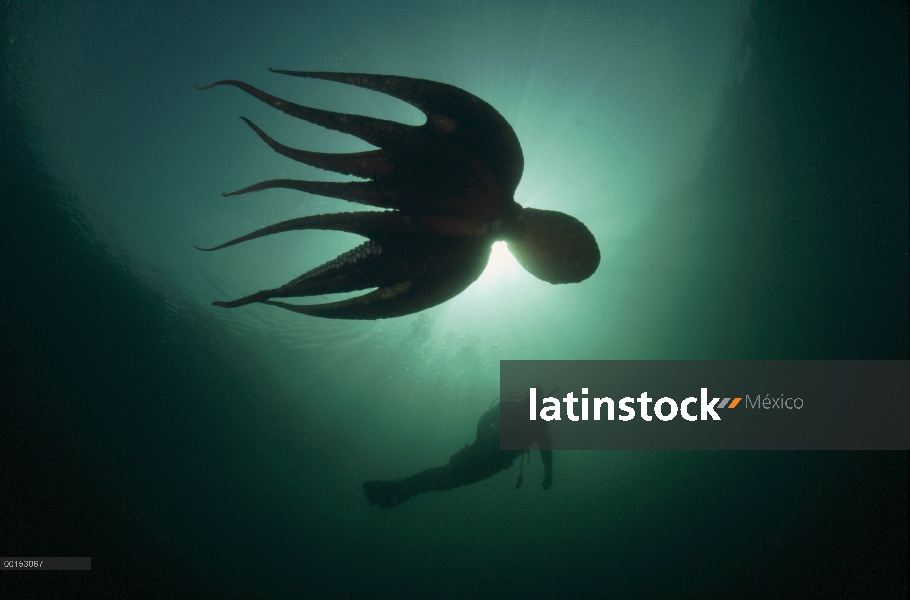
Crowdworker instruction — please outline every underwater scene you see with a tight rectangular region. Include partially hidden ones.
[1,0,907,598]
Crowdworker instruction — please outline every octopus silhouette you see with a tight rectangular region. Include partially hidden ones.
[197,71,599,319]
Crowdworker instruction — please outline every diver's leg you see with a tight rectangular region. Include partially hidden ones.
[362,466,450,508]
[363,447,522,509]
[364,467,462,509]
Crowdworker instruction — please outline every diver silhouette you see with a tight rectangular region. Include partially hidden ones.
[362,398,552,509]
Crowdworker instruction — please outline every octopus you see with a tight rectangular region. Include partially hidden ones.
[197,71,600,319]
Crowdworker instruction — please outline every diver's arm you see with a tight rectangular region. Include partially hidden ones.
[540,450,552,490]
[538,421,553,490]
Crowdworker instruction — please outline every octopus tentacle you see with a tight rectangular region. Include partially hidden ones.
[214,268,392,309]
[222,179,395,209]
[211,240,393,309]
[258,239,491,320]
[234,237,491,320]
[194,212,385,252]
[287,240,383,287]
[197,79,416,150]
[212,255,387,309]
[237,117,392,178]
[260,282,413,319]
[194,212,490,253]
[269,70,525,193]
[269,70,470,116]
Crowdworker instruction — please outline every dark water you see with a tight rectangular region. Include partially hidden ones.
[1,1,907,598]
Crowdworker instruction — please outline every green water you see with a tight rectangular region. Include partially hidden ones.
[1,1,906,598]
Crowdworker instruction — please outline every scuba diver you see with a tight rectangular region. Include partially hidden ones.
[362,395,552,509]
